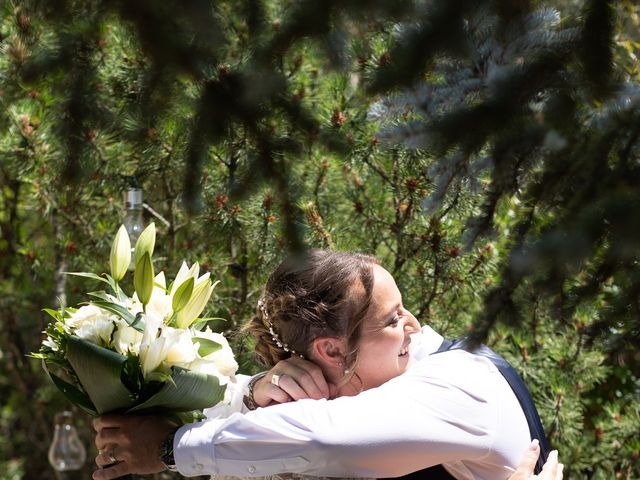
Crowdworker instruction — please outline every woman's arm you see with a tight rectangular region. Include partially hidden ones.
[249,357,333,407]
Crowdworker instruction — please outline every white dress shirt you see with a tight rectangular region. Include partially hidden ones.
[174,326,530,480]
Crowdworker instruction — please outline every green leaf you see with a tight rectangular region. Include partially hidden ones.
[89,301,143,332]
[42,308,61,321]
[144,371,174,384]
[126,368,226,413]
[66,272,123,298]
[120,353,143,394]
[43,360,97,416]
[130,312,146,331]
[196,317,228,322]
[103,274,123,298]
[154,280,169,293]
[170,410,206,425]
[66,336,137,414]
[193,337,222,357]
[87,291,114,302]
[172,277,194,313]
[190,317,227,331]
[64,272,112,287]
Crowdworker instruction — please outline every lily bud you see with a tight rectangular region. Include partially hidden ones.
[172,277,194,313]
[110,225,131,282]
[134,223,156,265]
[176,279,216,328]
[134,252,154,306]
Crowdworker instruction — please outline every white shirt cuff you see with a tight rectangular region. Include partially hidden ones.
[174,418,223,476]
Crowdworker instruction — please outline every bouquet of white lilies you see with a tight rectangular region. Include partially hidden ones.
[34,223,237,419]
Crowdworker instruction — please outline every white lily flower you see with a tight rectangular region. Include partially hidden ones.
[105,293,143,316]
[154,270,167,289]
[146,272,173,322]
[170,262,207,293]
[188,358,229,384]
[165,262,216,328]
[42,336,59,351]
[66,305,115,346]
[138,313,164,377]
[164,328,198,366]
[112,320,144,355]
[194,327,238,380]
[138,314,199,378]
[169,262,191,297]
[176,278,215,328]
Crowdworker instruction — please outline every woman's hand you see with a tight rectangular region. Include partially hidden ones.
[251,357,337,407]
[509,440,564,480]
[92,414,176,480]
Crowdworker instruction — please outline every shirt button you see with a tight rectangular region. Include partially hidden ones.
[248,466,257,473]
[195,464,204,472]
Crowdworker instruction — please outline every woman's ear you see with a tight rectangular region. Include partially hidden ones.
[310,336,348,369]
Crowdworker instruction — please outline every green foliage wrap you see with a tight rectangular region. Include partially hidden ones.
[62,336,226,415]
[65,336,135,415]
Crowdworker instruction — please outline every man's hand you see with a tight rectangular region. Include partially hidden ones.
[509,440,564,480]
[251,357,337,407]
[92,414,177,480]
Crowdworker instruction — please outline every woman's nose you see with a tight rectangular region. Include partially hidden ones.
[404,313,421,334]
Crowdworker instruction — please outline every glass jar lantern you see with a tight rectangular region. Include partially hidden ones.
[48,411,86,474]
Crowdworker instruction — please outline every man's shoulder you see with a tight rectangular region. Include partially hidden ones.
[409,347,503,399]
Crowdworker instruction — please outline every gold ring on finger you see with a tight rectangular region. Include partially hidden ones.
[107,449,118,464]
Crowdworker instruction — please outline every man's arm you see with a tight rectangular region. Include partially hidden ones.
[92,350,515,479]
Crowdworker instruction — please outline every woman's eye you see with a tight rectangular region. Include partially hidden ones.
[388,315,400,327]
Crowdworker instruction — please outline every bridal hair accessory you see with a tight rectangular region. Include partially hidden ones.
[257,298,305,358]
[270,374,281,387]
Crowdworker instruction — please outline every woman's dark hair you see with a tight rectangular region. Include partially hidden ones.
[245,250,378,379]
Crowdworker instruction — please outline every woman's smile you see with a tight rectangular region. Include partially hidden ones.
[351,265,420,390]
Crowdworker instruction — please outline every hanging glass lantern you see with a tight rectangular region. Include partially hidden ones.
[48,411,86,475]
[123,186,144,270]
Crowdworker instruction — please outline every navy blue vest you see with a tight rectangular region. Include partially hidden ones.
[390,338,550,479]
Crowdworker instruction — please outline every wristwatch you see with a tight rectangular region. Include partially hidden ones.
[243,371,268,410]
[159,429,179,472]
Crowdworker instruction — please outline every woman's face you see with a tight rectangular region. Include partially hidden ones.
[353,265,421,390]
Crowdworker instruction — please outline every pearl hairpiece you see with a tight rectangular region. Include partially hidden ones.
[258,299,305,359]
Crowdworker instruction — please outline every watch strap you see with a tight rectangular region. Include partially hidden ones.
[243,371,268,410]
[159,429,178,472]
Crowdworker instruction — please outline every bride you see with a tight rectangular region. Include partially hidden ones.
[92,250,562,480]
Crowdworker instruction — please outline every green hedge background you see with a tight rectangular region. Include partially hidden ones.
[1,1,638,478]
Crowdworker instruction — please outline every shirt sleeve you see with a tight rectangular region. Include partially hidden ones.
[174,350,502,478]
[202,373,253,420]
